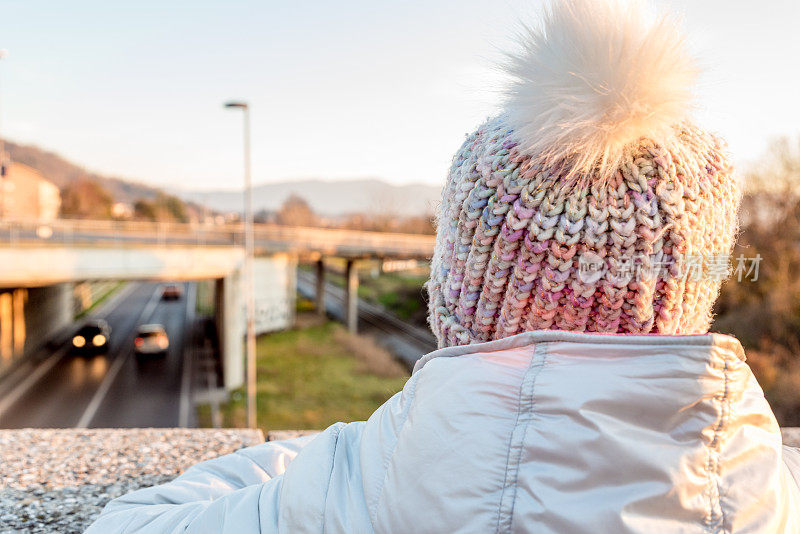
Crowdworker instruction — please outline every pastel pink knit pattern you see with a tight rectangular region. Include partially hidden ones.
[426,117,740,348]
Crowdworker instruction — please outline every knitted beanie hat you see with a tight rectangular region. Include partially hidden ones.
[426,0,740,348]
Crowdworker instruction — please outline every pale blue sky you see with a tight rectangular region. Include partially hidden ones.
[0,0,798,190]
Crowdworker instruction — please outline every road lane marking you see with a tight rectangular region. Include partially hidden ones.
[0,346,68,419]
[0,281,138,421]
[76,284,162,428]
[0,282,134,398]
[178,282,196,428]
[0,359,38,400]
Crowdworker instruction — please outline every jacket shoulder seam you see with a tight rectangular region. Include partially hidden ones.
[704,354,730,533]
[494,342,548,533]
[368,372,421,526]
[320,423,345,534]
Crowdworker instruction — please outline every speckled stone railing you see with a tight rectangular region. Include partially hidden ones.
[1,428,798,533]
[0,429,268,533]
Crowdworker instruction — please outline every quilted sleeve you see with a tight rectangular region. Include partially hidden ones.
[84,433,318,533]
[783,445,800,488]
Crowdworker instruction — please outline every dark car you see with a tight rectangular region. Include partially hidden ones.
[161,284,183,301]
[71,319,111,355]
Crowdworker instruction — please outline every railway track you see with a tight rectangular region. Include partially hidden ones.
[296,270,437,368]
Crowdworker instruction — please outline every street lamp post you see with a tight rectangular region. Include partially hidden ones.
[224,100,257,430]
[0,49,8,220]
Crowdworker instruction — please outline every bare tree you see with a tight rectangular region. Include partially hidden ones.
[276,195,316,227]
[713,136,800,425]
[60,179,113,219]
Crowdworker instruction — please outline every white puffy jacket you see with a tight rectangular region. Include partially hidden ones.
[87,331,800,533]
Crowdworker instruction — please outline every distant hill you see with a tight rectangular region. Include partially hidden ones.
[4,140,163,204]
[176,178,442,217]
[3,140,442,218]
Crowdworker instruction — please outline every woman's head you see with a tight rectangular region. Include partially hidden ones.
[426,0,740,347]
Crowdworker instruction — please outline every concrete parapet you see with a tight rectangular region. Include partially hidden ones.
[0,428,264,533]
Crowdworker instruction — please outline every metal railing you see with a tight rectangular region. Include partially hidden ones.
[0,219,436,259]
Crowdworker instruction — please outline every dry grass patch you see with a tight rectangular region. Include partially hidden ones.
[333,328,407,378]
[197,319,409,432]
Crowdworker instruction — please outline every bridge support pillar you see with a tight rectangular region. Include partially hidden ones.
[345,259,358,334]
[0,283,73,376]
[215,253,297,391]
[217,272,244,391]
[315,259,326,316]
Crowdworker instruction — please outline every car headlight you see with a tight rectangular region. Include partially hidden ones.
[93,334,106,346]
[72,335,86,348]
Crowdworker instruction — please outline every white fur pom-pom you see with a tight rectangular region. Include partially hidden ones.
[504,0,697,181]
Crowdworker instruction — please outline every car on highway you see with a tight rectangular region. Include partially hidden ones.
[71,320,111,355]
[134,324,169,358]
[161,284,183,301]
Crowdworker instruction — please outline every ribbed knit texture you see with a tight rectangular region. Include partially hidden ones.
[426,117,739,348]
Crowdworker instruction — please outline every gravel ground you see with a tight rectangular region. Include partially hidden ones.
[0,428,264,533]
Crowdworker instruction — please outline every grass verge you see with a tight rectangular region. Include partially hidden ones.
[197,315,409,432]
[75,281,125,320]
[195,279,216,315]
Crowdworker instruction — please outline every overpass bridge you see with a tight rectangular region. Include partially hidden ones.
[0,219,434,389]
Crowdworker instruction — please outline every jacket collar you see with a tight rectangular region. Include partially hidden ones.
[413,330,746,374]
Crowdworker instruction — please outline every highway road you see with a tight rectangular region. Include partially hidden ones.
[0,281,199,429]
